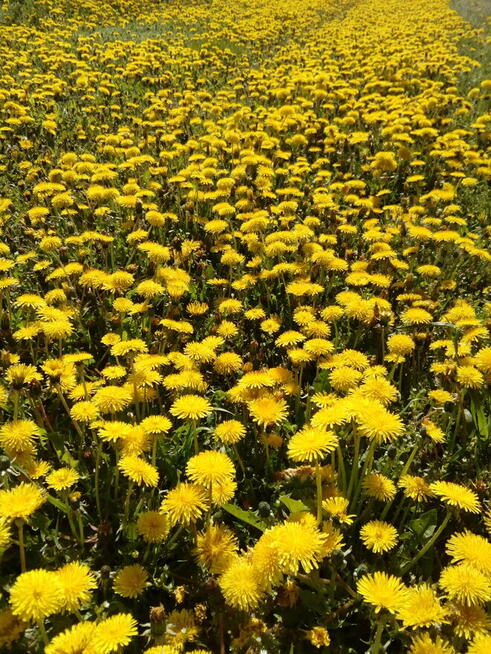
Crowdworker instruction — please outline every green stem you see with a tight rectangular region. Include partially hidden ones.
[57,386,85,443]
[449,392,465,454]
[337,444,346,492]
[37,619,49,645]
[351,440,375,512]
[232,443,246,478]
[357,498,375,525]
[190,420,198,454]
[207,482,213,526]
[16,520,26,572]
[151,435,158,468]
[123,482,134,525]
[114,447,120,500]
[64,492,80,544]
[388,362,398,382]
[130,356,140,423]
[392,497,406,525]
[166,525,183,550]
[347,431,360,501]
[401,509,451,575]
[398,363,404,395]
[263,432,271,473]
[316,464,323,524]
[372,614,386,654]
[399,441,419,478]
[397,504,410,530]
[143,542,152,563]
[77,510,84,549]
[95,442,102,519]
[380,441,419,521]
[13,391,20,420]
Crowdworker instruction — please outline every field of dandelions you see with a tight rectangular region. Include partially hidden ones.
[0,0,490,652]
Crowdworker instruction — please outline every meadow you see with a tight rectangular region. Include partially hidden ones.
[0,0,490,652]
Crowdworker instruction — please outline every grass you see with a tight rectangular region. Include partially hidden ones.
[452,0,491,26]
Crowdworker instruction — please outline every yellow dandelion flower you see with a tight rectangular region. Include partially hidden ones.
[214,420,246,444]
[428,389,454,405]
[113,564,148,598]
[287,426,338,463]
[195,524,238,574]
[219,557,263,610]
[401,308,432,325]
[160,483,209,526]
[423,418,445,443]
[92,385,132,413]
[56,562,97,612]
[439,563,491,605]
[430,481,480,513]
[357,571,407,613]
[357,405,404,443]
[5,364,41,389]
[213,352,243,374]
[170,395,212,420]
[322,496,355,525]
[408,633,455,654]
[211,477,237,505]
[164,609,199,649]
[362,473,396,501]
[329,366,363,391]
[10,569,63,621]
[360,521,398,553]
[396,584,447,628]
[0,483,45,521]
[46,467,80,491]
[118,455,159,487]
[358,376,398,406]
[263,520,326,576]
[456,365,484,389]
[448,601,491,640]
[0,517,11,550]
[308,626,330,648]
[91,613,137,654]
[0,419,41,454]
[186,450,235,487]
[140,415,172,436]
[304,338,335,357]
[0,607,27,648]
[474,346,491,374]
[446,530,491,575]
[137,511,169,542]
[467,634,491,654]
[70,400,99,422]
[399,474,433,502]
[247,395,288,428]
[111,338,148,357]
[45,621,95,654]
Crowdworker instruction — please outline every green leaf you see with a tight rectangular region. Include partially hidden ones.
[222,503,266,531]
[126,522,137,542]
[61,450,79,468]
[409,509,437,539]
[47,431,64,454]
[470,397,489,438]
[279,494,310,514]
[212,406,235,416]
[47,494,71,515]
[299,588,325,613]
